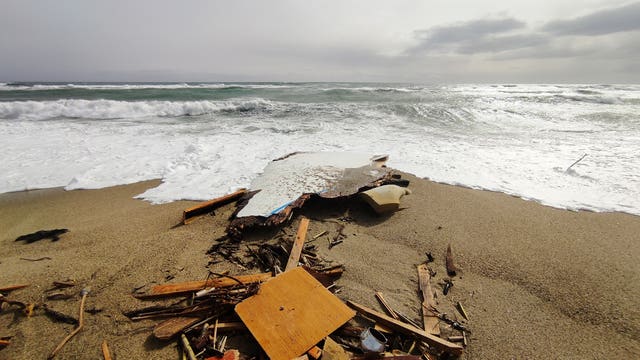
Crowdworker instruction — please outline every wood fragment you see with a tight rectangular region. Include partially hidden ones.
[285,217,310,271]
[374,291,399,319]
[445,244,457,276]
[19,256,52,261]
[15,229,68,243]
[0,284,29,293]
[47,289,89,359]
[154,317,203,340]
[346,301,463,356]
[456,301,469,320]
[0,339,10,348]
[52,281,76,289]
[417,264,440,336]
[181,334,198,360]
[321,337,350,360]
[312,231,328,240]
[142,273,272,298]
[101,340,112,360]
[448,336,464,342]
[565,153,588,172]
[183,189,247,225]
[307,345,322,359]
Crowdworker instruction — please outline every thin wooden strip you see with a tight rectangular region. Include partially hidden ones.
[374,291,400,319]
[183,189,247,225]
[284,217,310,271]
[101,340,112,360]
[146,273,272,297]
[346,301,463,356]
[0,284,30,292]
[153,317,202,340]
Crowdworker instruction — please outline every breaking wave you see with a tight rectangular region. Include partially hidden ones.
[0,98,276,121]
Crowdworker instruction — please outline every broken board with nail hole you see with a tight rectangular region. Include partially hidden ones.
[235,267,355,360]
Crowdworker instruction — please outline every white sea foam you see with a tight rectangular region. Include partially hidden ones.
[0,84,638,216]
[0,83,296,91]
[0,99,276,121]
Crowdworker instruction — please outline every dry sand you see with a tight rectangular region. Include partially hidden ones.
[1,174,639,359]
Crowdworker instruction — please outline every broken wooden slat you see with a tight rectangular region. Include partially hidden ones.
[284,217,310,271]
[306,346,322,359]
[445,244,457,276]
[143,273,272,297]
[417,264,440,336]
[153,317,202,340]
[0,284,30,293]
[101,340,112,360]
[346,301,463,356]
[0,339,10,348]
[183,189,247,225]
[235,267,355,360]
[181,334,198,360]
[374,291,399,319]
[457,301,469,320]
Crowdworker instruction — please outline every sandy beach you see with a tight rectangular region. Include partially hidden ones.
[1,173,639,359]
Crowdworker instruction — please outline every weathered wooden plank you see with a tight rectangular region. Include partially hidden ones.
[417,264,440,336]
[285,217,310,271]
[235,267,355,360]
[182,189,247,225]
[153,317,201,340]
[346,301,463,356]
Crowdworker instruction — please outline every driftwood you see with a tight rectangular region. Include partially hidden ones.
[445,244,457,276]
[374,291,399,320]
[48,289,89,359]
[182,189,247,225]
[0,339,10,348]
[154,317,202,340]
[346,301,463,356]
[0,284,29,293]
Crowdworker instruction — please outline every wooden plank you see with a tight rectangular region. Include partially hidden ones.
[183,189,247,225]
[346,301,463,356]
[284,217,310,271]
[306,346,322,359]
[417,264,440,336]
[374,291,399,319]
[153,317,201,340]
[235,267,355,360]
[145,273,272,297]
[0,284,30,293]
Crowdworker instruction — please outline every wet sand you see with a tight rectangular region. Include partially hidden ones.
[1,174,639,359]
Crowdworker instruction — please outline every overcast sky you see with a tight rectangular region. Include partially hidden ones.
[1,0,638,83]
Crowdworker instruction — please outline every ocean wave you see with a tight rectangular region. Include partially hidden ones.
[556,94,622,105]
[0,98,276,120]
[0,82,297,91]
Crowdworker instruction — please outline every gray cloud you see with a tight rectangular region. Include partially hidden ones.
[410,18,525,54]
[542,2,640,36]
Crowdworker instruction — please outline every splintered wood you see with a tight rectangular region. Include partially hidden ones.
[182,189,247,225]
[285,217,310,271]
[145,273,272,297]
[418,264,440,336]
[346,301,463,356]
[235,267,355,360]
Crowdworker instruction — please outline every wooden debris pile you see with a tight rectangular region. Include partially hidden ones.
[121,212,470,360]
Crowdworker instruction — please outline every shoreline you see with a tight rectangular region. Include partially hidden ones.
[1,174,639,359]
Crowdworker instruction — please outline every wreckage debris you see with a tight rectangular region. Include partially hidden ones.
[360,185,412,214]
[101,340,113,360]
[15,229,68,243]
[0,284,29,293]
[236,268,355,360]
[418,264,441,336]
[445,244,458,277]
[183,189,248,225]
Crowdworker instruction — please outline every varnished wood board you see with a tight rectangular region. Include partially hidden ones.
[235,267,355,360]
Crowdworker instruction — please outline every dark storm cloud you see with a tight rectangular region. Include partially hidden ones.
[410,18,525,53]
[542,2,640,36]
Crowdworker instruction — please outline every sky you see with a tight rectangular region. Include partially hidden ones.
[1,0,639,83]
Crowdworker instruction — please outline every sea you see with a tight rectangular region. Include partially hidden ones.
[1,82,638,216]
